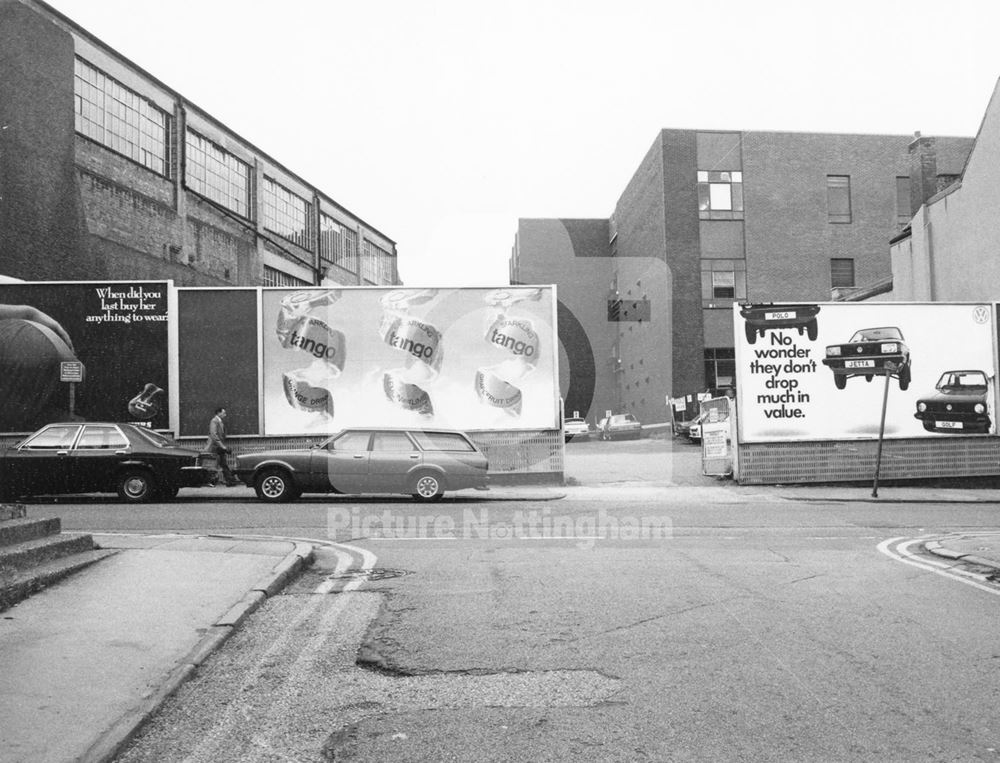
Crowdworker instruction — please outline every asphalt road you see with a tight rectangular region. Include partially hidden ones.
[46,436,1000,761]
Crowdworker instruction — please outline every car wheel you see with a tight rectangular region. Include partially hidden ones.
[255,468,299,502]
[744,323,756,344]
[834,375,847,390]
[117,469,157,503]
[864,374,873,382]
[807,320,818,341]
[922,421,936,432]
[899,364,911,391]
[411,471,445,501]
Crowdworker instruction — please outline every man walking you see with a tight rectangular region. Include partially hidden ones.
[207,406,238,486]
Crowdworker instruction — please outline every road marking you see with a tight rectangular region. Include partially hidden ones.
[877,536,1000,596]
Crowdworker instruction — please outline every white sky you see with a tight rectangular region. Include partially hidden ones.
[43,0,1000,287]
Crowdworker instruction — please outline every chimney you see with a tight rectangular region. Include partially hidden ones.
[908,131,938,215]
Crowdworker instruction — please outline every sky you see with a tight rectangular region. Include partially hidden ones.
[42,0,1000,287]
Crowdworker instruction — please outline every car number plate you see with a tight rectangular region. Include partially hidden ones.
[765,311,795,320]
[844,360,875,369]
[936,421,963,429]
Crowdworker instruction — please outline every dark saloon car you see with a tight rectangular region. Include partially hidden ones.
[740,303,820,345]
[914,370,992,433]
[233,427,489,502]
[0,423,215,503]
[822,326,911,391]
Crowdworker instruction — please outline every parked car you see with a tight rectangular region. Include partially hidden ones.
[914,370,991,433]
[233,427,489,502]
[597,413,642,441]
[0,422,215,503]
[740,303,820,345]
[687,412,707,443]
[822,326,911,390]
[563,417,592,442]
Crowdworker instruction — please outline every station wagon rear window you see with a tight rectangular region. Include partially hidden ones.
[412,432,476,452]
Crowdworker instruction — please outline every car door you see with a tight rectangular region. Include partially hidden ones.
[311,430,372,494]
[69,424,131,493]
[369,431,421,493]
[4,424,82,496]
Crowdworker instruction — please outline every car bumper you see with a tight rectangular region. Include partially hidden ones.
[179,465,218,487]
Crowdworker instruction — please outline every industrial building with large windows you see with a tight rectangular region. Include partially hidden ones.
[0,0,400,289]
[511,128,974,428]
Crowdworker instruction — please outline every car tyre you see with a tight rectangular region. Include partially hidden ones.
[744,322,757,344]
[899,364,911,391]
[834,375,847,390]
[807,320,818,341]
[411,471,445,501]
[255,468,299,502]
[117,469,157,503]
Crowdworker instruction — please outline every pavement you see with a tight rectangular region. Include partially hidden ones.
[2,482,1000,762]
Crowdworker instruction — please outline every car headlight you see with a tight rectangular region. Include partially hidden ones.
[917,402,927,412]
[880,343,899,353]
[826,347,841,357]
[976,403,986,414]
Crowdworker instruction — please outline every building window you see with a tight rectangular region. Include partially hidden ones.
[73,57,169,175]
[185,130,250,217]
[704,348,736,390]
[263,265,308,288]
[831,258,855,289]
[697,171,743,220]
[362,239,395,284]
[319,214,357,274]
[263,178,313,250]
[896,176,910,226]
[712,271,735,299]
[827,175,852,223]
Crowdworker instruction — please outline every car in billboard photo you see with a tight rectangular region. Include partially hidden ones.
[597,413,642,440]
[0,422,215,503]
[822,326,911,391]
[740,303,820,345]
[233,427,489,502]
[563,417,592,442]
[914,370,992,433]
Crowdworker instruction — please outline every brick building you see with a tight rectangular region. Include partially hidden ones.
[0,0,399,289]
[511,129,974,427]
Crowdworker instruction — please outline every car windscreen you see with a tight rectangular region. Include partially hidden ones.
[849,327,902,343]
[411,431,476,452]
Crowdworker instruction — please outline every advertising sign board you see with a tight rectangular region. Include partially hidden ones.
[260,286,559,435]
[735,302,996,443]
[0,281,169,432]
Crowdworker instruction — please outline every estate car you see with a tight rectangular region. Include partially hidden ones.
[563,417,592,442]
[0,422,214,503]
[822,326,911,391]
[233,427,489,502]
[914,370,991,434]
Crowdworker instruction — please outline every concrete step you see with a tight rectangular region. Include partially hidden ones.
[0,533,96,572]
[0,548,118,612]
[0,516,62,548]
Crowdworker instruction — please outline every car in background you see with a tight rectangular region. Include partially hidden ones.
[687,412,707,443]
[914,370,992,433]
[563,417,592,442]
[233,427,489,502]
[597,413,642,441]
[0,422,214,503]
[822,326,911,391]
[740,303,821,345]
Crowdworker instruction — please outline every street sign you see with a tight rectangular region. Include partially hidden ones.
[60,361,85,383]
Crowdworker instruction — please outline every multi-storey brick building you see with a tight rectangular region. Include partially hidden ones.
[511,129,974,427]
[0,0,400,289]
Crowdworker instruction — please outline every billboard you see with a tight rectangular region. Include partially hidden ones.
[0,281,170,432]
[261,287,559,435]
[735,302,996,442]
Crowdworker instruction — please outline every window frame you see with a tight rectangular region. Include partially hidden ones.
[827,175,852,224]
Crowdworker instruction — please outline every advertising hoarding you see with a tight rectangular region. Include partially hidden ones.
[261,287,559,435]
[735,302,996,442]
[0,281,170,432]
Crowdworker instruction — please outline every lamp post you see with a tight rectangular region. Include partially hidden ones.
[871,361,897,498]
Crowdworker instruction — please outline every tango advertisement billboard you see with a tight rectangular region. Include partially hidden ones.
[734,302,996,443]
[0,281,170,433]
[261,286,559,435]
